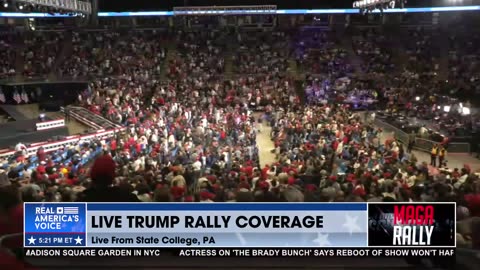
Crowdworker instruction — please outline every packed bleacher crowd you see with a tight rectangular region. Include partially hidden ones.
[234,30,290,75]
[59,30,168,79]
[295,29,353,77]
[173,30,224,77]
[448,30,480,101]
[404,27,440,77]
[0,18,479,255]
[0,29,17,79]
[352,28,395,73]
[22,31,64,78]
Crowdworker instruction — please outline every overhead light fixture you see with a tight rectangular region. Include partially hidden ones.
[443,106,451,113]
[15,0,92,14]
[415,96,420,101]
[353,0,401,14]
[3,1,8,8]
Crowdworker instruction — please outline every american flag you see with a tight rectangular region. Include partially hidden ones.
[13,91,21,104]
[21,90,29,103]
[62,207,79,215]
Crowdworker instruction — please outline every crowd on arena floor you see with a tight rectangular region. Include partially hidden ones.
[0,23,479,250]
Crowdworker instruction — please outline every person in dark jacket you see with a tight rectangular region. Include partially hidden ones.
[78,155,139,202]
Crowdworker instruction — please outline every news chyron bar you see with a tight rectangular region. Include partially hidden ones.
[24,203,456,258]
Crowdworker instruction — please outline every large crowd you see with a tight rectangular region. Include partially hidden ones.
[0,27,17,79]
[22,31,64,78]
[59,30,168,79]
[352,28,395,74]
[0,15,480,259]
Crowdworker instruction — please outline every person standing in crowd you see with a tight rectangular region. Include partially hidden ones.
[430,144,438,167]
[36,146,45,162]
[407,137,415,153]
[438,146,447,168]
[77,154,140,202]
[64,107,70,122]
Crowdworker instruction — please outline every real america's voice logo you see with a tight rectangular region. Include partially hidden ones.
[25,203,87,247]
[34,206,80,229]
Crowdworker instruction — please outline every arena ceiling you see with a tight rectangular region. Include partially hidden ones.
[98,0,479,12]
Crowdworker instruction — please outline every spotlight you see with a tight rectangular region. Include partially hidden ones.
[415,96,420,101]
[3,1,7,8]
[443,106,451,113]
[18,4,23,10]
[462,107,471,115]
[28,17,35,31]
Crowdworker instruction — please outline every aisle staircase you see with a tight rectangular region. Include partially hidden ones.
[287,58,301,80]
[294,80,306,105]
[49,31,73,80]
[224,53,234,80]
[387,28,409,74]
[14,33,25,81]
[434,30,450,81]
[338,30,363,74]
[223,42,235,80]
[159,40,177,81]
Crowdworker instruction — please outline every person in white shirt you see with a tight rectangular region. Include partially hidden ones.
[168,133,175,145]
[192,159,202,172]
[15,143,27,156]
[150,132,158,144]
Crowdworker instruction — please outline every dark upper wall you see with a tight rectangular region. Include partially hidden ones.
[98,0,453,12]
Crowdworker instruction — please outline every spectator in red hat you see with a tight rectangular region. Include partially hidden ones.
[77,155,139,202]
[199,191,215,202]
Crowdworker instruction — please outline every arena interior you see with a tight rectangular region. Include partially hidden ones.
[0,0,480,269]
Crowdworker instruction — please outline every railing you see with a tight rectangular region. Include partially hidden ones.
[62,106,121,130]
[412,137,471,153]
[0,127,125,159]
[0,76,90,84]
[373,118,410,144]
[0,74,169,85]
[374,118,471,153]
[35,119,65,131]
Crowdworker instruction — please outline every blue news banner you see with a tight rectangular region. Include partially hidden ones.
[24,203,456,258]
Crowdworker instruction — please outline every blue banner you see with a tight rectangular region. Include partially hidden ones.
[24,203,368,248]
